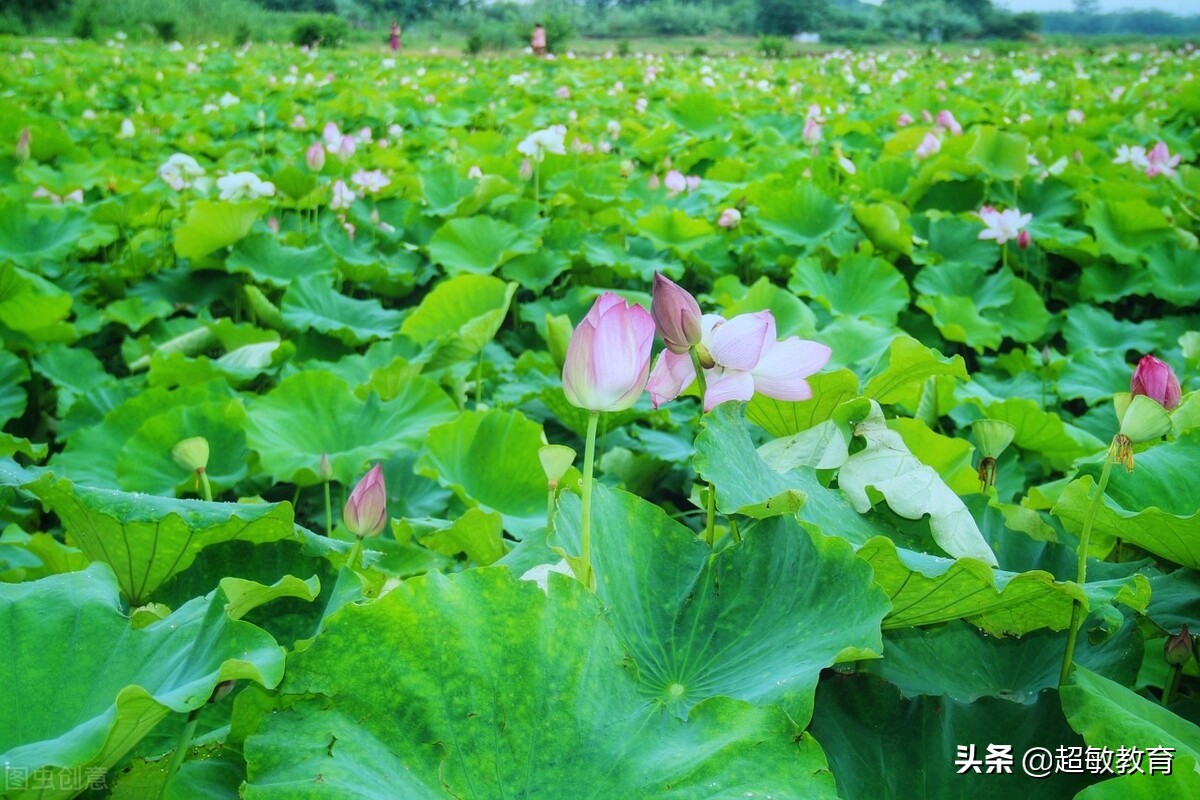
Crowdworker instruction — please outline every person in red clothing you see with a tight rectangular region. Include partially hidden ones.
[389,21,402,52]
[531,23,546,56]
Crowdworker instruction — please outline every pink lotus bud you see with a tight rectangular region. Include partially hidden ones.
[915,132,941,159]
[896,112,914,127]
[685,175,700,191]
[336,135,356,163]
[1131,355,1182,411]
[306,141,325,171]
[920,109,933,124]
[15,127,31,162]
[322,121,341,149]
[468,165,483,179]
[647,173,660,190]
[802,117,822,146]
[936,110,963,136]
[267,216,280,234]
[651,273,703,354]
[556,86,570,99]
[1016,229,1031,250]
[343,463,388,538]
[519,158,533,181]
[717,207,741,229]
[562,293,655,412]
[664,170,687,193]
[1165,625,1192,666]
[291,114,307,130]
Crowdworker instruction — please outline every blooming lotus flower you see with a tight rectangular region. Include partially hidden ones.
[306,141,325,171]
[936,110,962,136]
[977,206,1032,245]
[158,153,204,190]
[555,86,571,99]
[664,169,687,194]
[651,273,703,354]
[517,126,567,162]
[802,117,822,146]
[717,208,741,229]
[322,122,342,150]
[1067,109,1085,125]
[1131,355,1182,411]
[217,171,275,201]
[330,179,355,210]
[343,464,388,538]
[1145,141,1182,178]
[219,92,240,107]
[351,169,390,195]
[32,187,83,204]
[562,293,655,413]
[291,114,307,130]
[1113,143,1150,169]
[915,132,941,159]
[647,311,831,412]
[896,112,914,127]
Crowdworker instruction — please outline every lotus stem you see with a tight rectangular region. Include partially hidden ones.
[198,470,213,503]
[580,411,600,591]
[347,537,363,571]
[1059,453,1115,686]
[1163,663,1182,707]
[546,484,557,535]
[323,479,333,537]
[729,516,741,544]
[704,482,717,547]
[158,708,200,800]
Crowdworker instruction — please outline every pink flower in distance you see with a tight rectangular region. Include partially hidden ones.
[936,110,962,136]
[802,117,822,146]
[647,311,831,412]
[1145,141,1181,178]
[651,273,703,354]
[563,293,655,412]
[717,208,741,229]
[896,112,914,127]
[321,122,342,150]
[343,464,388,538]
[306,141,325,171]
[915,132,941,160]
[977,206,1032,245]
[664,169,688,193]
[1131,355,1182,411]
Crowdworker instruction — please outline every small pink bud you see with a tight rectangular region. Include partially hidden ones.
[647,173,660,190]
[651,273,703,354]
[1016,229,1031,250]
[519,158,533,181]
[562,293,655,412]
[267,216,280,234]
[343,464,387,538]
[717,207,741,229]
[920,109,933,124]
[15,127,31,162]
[306,141,325,171]
[336,135,356,163]
[468,165,483,179]
[896,112,914,127]
[1131,355,1182,411]
[802,117,822,146]
[936,110,963,136]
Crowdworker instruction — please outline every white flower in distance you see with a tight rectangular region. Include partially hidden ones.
[517,126,567,162]
[330,179,356,210]
[217,172,275,201]
[1113,144,1150,170]
[158,153,205,191]
[977,206,1031,246]
[351,169,390,195]
[117,118,136,139]
[218,92,240,107]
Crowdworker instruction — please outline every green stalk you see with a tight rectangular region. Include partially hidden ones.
[198,470,213,503]
[546,484,557,535]
[580,411,600,591]
[347,537,363,571]
[688,348,709,402]
[1163,663,1182,707]
[1059,453,1115,686]
[158,709,200,800]
[704,481,716,547]
[729,517,741,544]
[323,479,333,537]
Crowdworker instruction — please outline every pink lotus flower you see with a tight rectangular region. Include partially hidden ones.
[32,187,83,204]
[335,135,356,163]
[664,170,688,193]
[1131,355,1182,411]
[802,117,822,146]
[651,273,703,354]
[291,114,307,130]
[351,169,390,195]
[647,311,831,412]
[562,293,655,412]
[321,122,342,150]
[306,141,325,171]
[977,206,1032,245]
[1145,141,1181,178]
[717,208,741,229]
[936,110,962,136]
[343,464,388,537]
[915,132,941,160]
[896,112,914,127]
[920,109,933,124]
[330,179,355,210]
[468,165,483,179]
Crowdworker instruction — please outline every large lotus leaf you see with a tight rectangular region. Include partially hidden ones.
[967,397,1106,471]
[810,672,1096,800]
[747,368,861,437]
[0,563,288,800]
[398,274,517,370]
[840,402,997,565]
[0,264,74,342]
[666,91,731,137]
[245,371,456,487]
[554,485,888,726]
[416,409,548,538]
[789,255,909,325]
[280,275,404,346]
[754,183,851,248]
[5,460,297,604]
[1084,198,1174,266]
[1145,242,1200,307]
[174,200,268,261]
[1060,305,1160,354]
[913,215,1000,268]
[242,569,838,799]
[225,234,336,288]
[853,201,914,255]
[864,335,968,408]
[0,349,29,425]
[1058,350,1133,406]
[965,126,1029,181]
[427,215,535,276]
[634,206,715,255]
[1075,761,1200,800]
[0,202,88,269]
[711,274,818,337]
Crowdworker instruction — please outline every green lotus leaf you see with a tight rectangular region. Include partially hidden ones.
[965,126,1029,181]
[280,275,404,346]
[554,484,888,725]
[634,206,715,255]
[398,273,517,370]
[1085,198,1174,266]
[1061,305,1160,354]
[174,199,268,261]
[967,397,1106,471]
[0,348,29,425]
[245,370,456,487]
[0,202,88,269]
[416,408,548,538]
[710,274,818,337]
[666,91,731,137]
[753,183,850,248]
[242,568,838,799]
[912,215,1000,267]
[427,215,535,276]
[853,201,914,255]
[0,264,75,342]
[747,368,861,437]
[1145,242,1200,307]
[789,254,910,324]
[865,335,968,409]
[225,233,337,288]
[4,459,297,604]
[0,563,289,800]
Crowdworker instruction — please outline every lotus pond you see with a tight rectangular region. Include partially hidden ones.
[1,36,1200,799]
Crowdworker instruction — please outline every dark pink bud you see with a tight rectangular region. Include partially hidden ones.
[1131,355,1182,411]
[651,273,703,354]
[1017,229,1031,250]
[343,464,388,537]
[1165,625,1192,666]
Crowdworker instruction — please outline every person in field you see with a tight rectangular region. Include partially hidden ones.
[531,23,547,57]
[389,21,402,52]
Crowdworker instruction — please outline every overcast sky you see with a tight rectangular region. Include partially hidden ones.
[860,0,1200,13]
